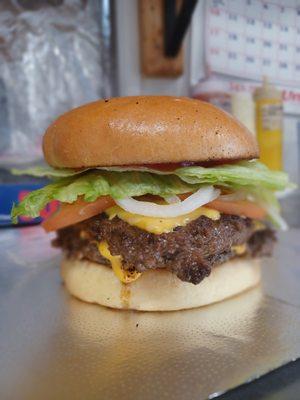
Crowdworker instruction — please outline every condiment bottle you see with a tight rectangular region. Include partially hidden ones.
[254,78,283,170]
[231,92,255,135]
[192,78,231,113]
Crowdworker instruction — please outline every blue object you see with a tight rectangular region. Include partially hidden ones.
[0,183,46,227]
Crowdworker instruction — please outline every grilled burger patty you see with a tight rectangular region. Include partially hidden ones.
[54,214,275,285]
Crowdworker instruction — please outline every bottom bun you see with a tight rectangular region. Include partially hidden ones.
[61,257,261,311]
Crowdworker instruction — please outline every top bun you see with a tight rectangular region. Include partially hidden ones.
[43,96,259,168]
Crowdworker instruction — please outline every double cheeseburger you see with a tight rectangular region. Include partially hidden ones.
[12,96,292,311]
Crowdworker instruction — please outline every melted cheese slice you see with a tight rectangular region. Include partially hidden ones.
[231,222,264,256]
[105,206,220,234]
[98,241,141,283]
[232,244,247,255]
[253,220,266,231]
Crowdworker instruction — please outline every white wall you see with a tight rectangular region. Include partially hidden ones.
[115,0,204,96]
[283,116,299,184]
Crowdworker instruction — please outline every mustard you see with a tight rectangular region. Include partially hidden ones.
[254,78,283,171]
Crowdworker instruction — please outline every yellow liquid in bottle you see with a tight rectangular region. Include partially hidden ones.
[256,98,283,171]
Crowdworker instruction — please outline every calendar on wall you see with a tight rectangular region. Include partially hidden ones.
[205,0,300,87]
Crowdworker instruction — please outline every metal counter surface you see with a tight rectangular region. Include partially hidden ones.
[0,226,299,400]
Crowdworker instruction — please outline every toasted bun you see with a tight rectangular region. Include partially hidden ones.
[61,257,261,311]
[43,96,258,168]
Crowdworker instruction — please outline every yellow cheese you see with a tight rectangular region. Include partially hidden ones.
[253,220,266,231]
[105,206,220,234]
[232,244,247,255]
[231,221,266,256]
[98,241,141,283]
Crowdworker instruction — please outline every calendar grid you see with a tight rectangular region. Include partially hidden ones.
[205,0,300,87]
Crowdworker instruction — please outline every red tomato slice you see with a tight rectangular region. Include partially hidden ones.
[42,196,115,232]
[207,199,266,220]
[178,193,266,220]
[42,194,266,233]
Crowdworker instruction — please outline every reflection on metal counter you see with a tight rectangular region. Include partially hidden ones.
[0,226,299,400]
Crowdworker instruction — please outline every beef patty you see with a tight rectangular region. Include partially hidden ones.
[54,214,275,285]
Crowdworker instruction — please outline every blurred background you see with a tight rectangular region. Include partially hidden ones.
[0,0,299,226]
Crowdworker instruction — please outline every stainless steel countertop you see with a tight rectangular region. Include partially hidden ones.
[0,226,299,400]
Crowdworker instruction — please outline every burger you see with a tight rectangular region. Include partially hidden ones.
[12,96,293,311]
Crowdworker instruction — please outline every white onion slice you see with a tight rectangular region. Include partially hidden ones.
[165,195,181,204]
[115,186,220,218]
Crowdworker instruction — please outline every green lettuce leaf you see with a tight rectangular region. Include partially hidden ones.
[226,186,285,229]
[243,187,287,229]
[11,172,196,222]
[11,160,295,229]
[11,178,72,223]
[11,164,172,178]
[176,161,293,191]
[11,161,293,191]
[11,166,87,178]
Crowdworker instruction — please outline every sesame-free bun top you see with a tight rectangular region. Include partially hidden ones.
[43,96,259,168]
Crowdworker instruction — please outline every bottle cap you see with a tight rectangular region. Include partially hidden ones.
[192,78,230,95]
[254,77,281,100]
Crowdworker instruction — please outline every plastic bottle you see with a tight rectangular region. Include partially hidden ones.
[192,78,231,113]
[254,78,283,170]
[231,92,255,135]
